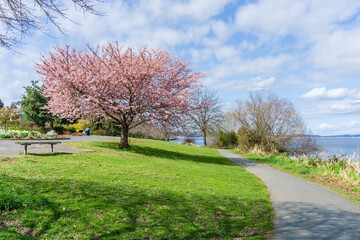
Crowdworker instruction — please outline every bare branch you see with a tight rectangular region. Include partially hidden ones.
[0,0,104,51]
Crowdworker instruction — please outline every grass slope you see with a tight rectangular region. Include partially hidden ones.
[0,139,273,239]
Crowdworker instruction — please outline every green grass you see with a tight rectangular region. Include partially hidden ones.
[233,151,360,205]
[0,139,273,239]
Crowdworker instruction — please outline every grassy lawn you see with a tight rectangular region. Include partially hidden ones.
[233,152,360,205]
[0,139,273,239]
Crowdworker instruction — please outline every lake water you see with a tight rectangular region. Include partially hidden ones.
[170,137,208,146]
[171,136,360,160]
[315,137,360,159]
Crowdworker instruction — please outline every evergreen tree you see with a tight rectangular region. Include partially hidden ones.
[10,102,17,109]
[19,81,54,128]
[0,99,4,108]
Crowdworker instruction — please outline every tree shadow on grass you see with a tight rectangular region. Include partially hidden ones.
[0,175,272,239]
[272,201,360,239]
[92,142,236,166]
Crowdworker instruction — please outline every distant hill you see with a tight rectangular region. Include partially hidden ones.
[314,134,360,138]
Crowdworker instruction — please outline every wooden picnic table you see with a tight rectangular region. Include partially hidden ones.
[15,141,62,154]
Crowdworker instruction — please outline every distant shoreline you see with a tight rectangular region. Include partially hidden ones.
[313,135,360,138]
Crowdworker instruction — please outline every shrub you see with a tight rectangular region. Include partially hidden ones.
[183,138,195,144]
[91,129,108,136]
[69,119,88,133]
[130,124,167,141]
[209,140,222,148]
[54,125,66,134]
[218,130,237,148]
[67,126,76,133]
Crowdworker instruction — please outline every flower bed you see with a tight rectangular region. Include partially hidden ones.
[0,130,63,139]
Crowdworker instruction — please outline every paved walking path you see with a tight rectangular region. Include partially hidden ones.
[0,136,120,157]
[219,149,360,240]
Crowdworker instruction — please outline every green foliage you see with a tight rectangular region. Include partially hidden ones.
[68,119,89,133]
[0,139,273,239]
[101,119,122,135]
[90,119,122,136]
[0,99,3,108]
[53,125,66,134]
[218,130,237,148]
[18,80,54,128]
[9,102,17,109]
[67,126,76,133]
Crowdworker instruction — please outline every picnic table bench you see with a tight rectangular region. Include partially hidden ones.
[15,141,62,154]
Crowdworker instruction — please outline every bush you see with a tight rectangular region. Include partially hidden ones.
[91,129,108,136]
[209,141,222,148]
[69,119,88,133]
[130,124,167,141]
[218,130,237,148]
[67,126,76,133]
[183,138,195,144]
[54,125,66,134]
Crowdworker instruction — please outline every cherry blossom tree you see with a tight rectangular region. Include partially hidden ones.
[36,42,205,147]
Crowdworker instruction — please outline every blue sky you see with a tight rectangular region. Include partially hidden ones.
[1,0,360,136]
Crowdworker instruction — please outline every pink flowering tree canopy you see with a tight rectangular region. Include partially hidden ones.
[36,42,205,147]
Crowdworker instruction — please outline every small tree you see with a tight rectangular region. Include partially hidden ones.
[233,92,317,154]
[19,80,55,129]
[36,43,205,147]
[188,88,222,146]
[0,99,4,108]
[0,108,19,133]
[10,102,18,109]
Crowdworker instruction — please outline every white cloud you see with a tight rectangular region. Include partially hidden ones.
[300,89,360,118]
[189,48,213,62]
[0,68,31,106]
[168,0,233,21]
[211,54,293,78]
[58,0,233,49]
[246,76,276,91]
[301,87,360,99]
[205,76,276,92]
[235,0,360,41]
[318,123,335,130]
[12,47,41,68]
[310,29,360,71]
[314,120,360,135]
[214,45,240,61]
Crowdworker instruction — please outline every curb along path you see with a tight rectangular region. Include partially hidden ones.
[219,149,360,240]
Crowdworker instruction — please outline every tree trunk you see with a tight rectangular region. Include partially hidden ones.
[203,130,207,146]
[120,124,130,148]
[50,119,54,130]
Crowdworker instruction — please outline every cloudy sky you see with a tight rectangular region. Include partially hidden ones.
[1,0,360,136]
